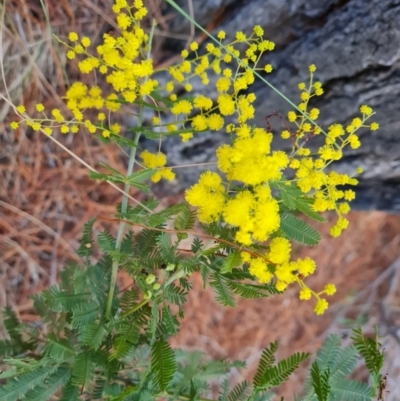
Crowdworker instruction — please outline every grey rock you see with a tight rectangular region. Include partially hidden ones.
[154,0,400,212]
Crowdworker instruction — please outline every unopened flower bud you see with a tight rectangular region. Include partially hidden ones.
[145,274,156,285]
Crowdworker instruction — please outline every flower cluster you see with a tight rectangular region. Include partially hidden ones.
[282,69,377,237]
[140,150,175,182]
[182,66,377,313]
[241,237,335,315]
[9,0,378,314]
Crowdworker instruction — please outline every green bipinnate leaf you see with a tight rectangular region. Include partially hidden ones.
[151,339,177,391]
[220,252,242,274]
[280,213,321,245]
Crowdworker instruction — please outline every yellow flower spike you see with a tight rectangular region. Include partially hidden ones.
[180,133,193,142]
[16,105,26,113]
[298,82,306,90]
[330,225,342,238]
[66,51,76,60]
[35,103,45,112]
[223,53,232,63]
[235,31,246,42]
[10,122,19,129]
[370,122,379,130]
[360,104,373,115]
[324,283,337,296]
[160,168,175,181]
[240,251,251,263]
[134,7,147,20]
[264,64,273,73]
[165,82,174,93]
[117,13,132,30]
[297,148,311,156]
[207,43,217,53]
[68,32,78,42]
[208,114,224,131]
[189,41,198,51]
[81,37,91,47]
[287,111,297,122]
[249,258,273,283]
[309,64,317,73]
[268,237,291,265]
[134,0,143,8]
[171,100,193,115]
[309,108,319,120]
[217,31,226,40]
[194,95,213,110]
[336,217,349,230]
[275,281,288,292]
[299,287,312,300]
[300,91,309,101]
[298,102,307,111]
[297,257,316,277]
[198,171,222,189]
[314,159,325,169]
[344,189,355,201]
[191,115,208,131]
[74,44,84,54]
[253,25,264,37]
[314,298,329,315]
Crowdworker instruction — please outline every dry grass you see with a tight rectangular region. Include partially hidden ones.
[1,0,400,399]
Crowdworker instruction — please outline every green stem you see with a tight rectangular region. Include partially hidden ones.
[121,298,150,318]
[105,19,157,318]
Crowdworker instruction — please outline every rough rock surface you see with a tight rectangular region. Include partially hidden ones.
[153,0,400,212]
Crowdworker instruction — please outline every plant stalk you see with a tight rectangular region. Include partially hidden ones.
[105,19,157,318]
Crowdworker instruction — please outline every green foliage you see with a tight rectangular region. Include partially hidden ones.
[351,328,384,396]
[271,181,327,223]
[221,251,242,274]
[301,331,377,401]
[0,365,59,401]
[228,381,252,401]
[77,219,95,258]
[280,213,321,245]
[310,362,330,401]
[257,352,311,388]
[351,328,384,376]
[151,339,177,391]
[254,341,278,387]
[89,163,154,193]
[110,321,140,360]
[24,365,71,401]
[210,270,237,307]
[0,258,384,401]
[71,351,96,391]
[174,204,196,231]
